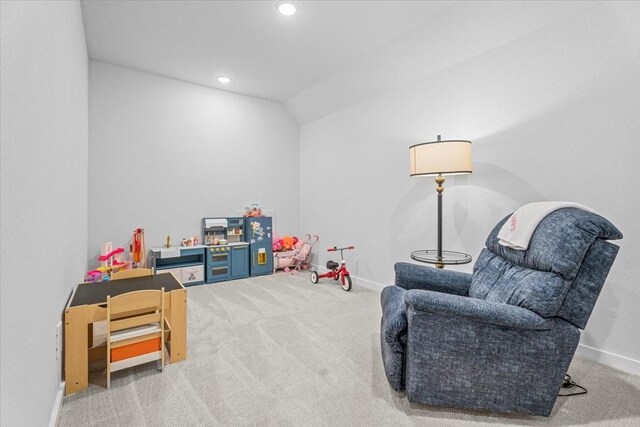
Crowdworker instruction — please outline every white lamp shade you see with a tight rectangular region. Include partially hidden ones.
[410,139,472,177]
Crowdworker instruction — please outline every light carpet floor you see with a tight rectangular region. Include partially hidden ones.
[58,273,640,426]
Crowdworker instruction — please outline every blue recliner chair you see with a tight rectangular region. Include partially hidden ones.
[380,208,622,416]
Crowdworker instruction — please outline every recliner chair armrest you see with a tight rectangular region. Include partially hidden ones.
[404,289,551,330]
[395,262,471,295]
[381,286,408,348]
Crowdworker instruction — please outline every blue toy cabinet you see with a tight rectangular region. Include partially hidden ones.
[230,243,250,279]
[152,246,206,286]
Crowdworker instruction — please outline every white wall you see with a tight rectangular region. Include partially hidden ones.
[88,62,299,263]
[298,2,640,372]
[0,1,88,425]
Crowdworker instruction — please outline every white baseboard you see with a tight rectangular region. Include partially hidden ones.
[49,381,65,427]
[352,275,385,291]
[575,344,640,376]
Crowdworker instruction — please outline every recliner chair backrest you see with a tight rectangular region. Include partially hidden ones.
[469,208,622,326]
[556,237,619,328]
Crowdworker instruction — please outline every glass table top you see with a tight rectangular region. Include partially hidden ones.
[410,250,472,266]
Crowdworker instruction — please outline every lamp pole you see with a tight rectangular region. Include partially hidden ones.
[435,173,445,268]
[434,134,444,268]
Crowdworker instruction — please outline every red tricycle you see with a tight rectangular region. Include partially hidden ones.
[310,245,355,291]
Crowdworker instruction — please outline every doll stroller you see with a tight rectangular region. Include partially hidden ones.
[274,234,319,274]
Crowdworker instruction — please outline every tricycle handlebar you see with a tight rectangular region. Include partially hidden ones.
[327,246,355,252]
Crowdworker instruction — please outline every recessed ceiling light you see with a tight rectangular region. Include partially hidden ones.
[217,76,231,84]
[277,1,296,16]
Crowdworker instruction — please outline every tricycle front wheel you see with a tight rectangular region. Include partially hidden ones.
[341,275,352,291]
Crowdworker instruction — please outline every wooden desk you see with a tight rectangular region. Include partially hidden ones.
[64,274,187,395]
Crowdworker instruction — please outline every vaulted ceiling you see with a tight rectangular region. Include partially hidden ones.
[81,1,449,102]
[81,1,600,125]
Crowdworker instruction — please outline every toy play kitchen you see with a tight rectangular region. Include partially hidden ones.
[151,216,273,286]
[202,217,254,283]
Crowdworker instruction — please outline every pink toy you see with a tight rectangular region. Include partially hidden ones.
[98,247,124,261]
[84,270,103,283]
[274,234,318,274]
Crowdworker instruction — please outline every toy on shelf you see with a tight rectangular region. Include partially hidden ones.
[84,270,103,283]
[85,242,128,282]
[181,236,199,247]
[85,233,144,283]
[99,247,125,265]
[96,264,127,274]
[132,228,147,268]
[97,243,129,273]
[244,203,262,217]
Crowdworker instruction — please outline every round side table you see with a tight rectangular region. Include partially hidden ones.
[411,250,472,269]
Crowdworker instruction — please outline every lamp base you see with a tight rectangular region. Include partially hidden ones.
[410,250,472,268]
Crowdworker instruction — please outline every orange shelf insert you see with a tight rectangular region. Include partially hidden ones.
[111,338,161,362]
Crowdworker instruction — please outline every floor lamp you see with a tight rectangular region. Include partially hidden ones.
[409,135,472,268]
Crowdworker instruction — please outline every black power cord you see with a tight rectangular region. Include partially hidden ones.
[557,374,587,396]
